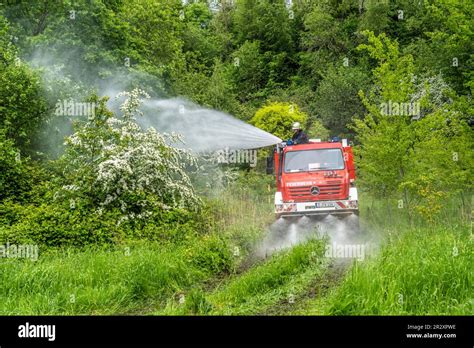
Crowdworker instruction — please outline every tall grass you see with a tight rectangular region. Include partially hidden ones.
[0,236,233,315]
[322,224,472,315]
[157,239,329,315]
[206,179,274,263]
[0,174,273,315]
[359,191,473,231]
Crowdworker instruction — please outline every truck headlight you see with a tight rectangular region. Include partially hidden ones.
[276,203,297,212]
[348,200,358,209]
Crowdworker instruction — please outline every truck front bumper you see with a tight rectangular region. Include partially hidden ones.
[275,199,359,218]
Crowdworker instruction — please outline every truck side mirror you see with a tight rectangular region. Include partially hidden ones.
[266,156,274,174]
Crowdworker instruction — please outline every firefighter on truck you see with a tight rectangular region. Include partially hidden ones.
[291,122,309,145]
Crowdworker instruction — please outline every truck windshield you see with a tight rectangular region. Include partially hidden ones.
[284,149,344,173]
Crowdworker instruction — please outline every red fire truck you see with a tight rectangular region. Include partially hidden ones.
[267,138,358,220]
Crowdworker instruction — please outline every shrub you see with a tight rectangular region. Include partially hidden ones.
[0,203,129,247]
[251,102,308,140]
[58,89,201,223]
[0,199,216,248]
[0,131,31,201]
[185,233,234,275]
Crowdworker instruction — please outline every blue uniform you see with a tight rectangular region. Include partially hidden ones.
[292,130,309,144]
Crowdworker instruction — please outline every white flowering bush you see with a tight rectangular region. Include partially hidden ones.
[59,89,201,223]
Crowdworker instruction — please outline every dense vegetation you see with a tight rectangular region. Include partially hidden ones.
[0,0,472,315]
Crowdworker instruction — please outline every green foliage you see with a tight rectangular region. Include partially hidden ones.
[59,90,201,222]
[307,118,330,140]
[0,202,126,247]
[315,65,370,136]
[0,195,214,248]
[358,0,391,35]
[353,32,473,221]
[326,226,472,315]
[0,238,232,315]
[124,0,183,71]
[0,16,47,151]
[185,233,233,275]
[233,0,293,54]
[357,30,415,102]
[419,0,474,94]
[0,132,30,201]
[251,102,308,140]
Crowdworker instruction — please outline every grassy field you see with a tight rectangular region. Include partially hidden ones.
[0,187,472,315]
[325,226,472,315]
[0,184,272,315]
[156,240,329,315]
[292,224,473,315]
[0,236,233,315]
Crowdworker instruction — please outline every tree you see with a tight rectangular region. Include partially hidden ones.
[251,102,308,140]
[233,0,293,54]
[0,16,47,152]
[353,31,473,220]
[59,90,201,223]
[0,130,30,201]
[315,65,370,137]
[230,40,266,103]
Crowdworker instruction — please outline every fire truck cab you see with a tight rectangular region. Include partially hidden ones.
[267,138,358,219]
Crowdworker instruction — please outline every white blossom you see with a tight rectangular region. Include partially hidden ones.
[60,88,201,221]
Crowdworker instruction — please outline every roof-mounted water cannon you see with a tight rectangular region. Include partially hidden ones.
[276,141,287,153]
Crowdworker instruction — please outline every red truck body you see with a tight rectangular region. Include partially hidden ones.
[272,139,358,218]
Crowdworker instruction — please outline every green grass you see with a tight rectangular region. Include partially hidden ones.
[2,186,471,316]
[157,239,329,315]
[0,236,233,315]
[297,224,473,315]
[0,182,272,316]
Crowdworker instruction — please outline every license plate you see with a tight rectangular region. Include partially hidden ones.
[315,202,334,208]
[305,202,334,210]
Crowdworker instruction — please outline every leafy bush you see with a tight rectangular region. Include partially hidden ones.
[58,89,201,223]
[0,132,32,201]
[0,198,215,248]
[186,233,234,275]
[314,65,370,137]
[307,118,330,140]
[0,203,128,247]
[251,101,307,140]
[0,16,47,151]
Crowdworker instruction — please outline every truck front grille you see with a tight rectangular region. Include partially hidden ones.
[288,181,344,201]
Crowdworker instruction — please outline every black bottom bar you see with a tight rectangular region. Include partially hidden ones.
[0,316,472,346]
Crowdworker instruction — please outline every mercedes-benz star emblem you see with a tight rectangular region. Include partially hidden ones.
[310,186,320,195]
